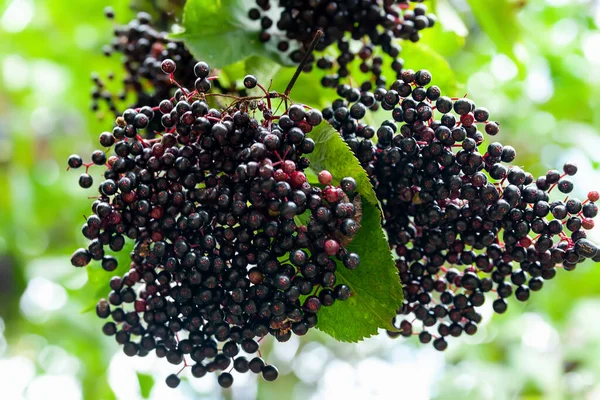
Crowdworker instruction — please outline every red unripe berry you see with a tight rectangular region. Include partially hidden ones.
[324,187,339,203]
[519,237,532,248]
[161,59,176,74]
[582,218,595,230]
[318,170,333,185]
[107,155,118,168]
[282,160,296,174]
[290,171,307,188]
[134,300,146,313]
[122,192,136,203]
[151,231,164,242]
[588,191,599,202]
[460,112,475,127]
[324,239,340,256]
[396,246,407,257]
[126,270,140,284]
[274,169,288,181]
[107,210,122,225]
[149,206,164,220]
[151,42,164,55]
[296,120,313,133]
[248,268,264,284]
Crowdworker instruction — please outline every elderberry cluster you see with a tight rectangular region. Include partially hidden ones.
[91,8,243,131]
[249,0,436,90]
[323,69,600,350]
[70,60,362,388]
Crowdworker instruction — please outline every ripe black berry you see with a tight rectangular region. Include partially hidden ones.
[68,154,83,169]
[165,374,180,388]
[243,75,258,89]
[262,365,279,381]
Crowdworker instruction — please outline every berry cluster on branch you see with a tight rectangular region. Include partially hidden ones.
[70,59,362,387]
[91,10,244,125]
[322,68,600,350]
[67,1,600,389]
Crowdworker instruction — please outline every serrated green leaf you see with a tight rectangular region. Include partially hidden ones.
[305,122,402,342]
[136,372,155,399]
[306,122,378,206]
[173,0,275,68]
[315,201,403,342]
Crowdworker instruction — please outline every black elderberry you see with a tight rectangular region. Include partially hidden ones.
[218,372,234,388]
[165,374,180,388]
[262,365,279,381]
[79,174,93,189]
[249,357,265,374]
[244,75,258,89]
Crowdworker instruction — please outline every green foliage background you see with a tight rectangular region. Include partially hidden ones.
[0,0,599,398]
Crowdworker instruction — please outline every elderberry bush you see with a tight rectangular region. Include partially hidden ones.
[70,60,362,387]
[323,68,600,350]
[91,9,243,130]
[249,0,436,90]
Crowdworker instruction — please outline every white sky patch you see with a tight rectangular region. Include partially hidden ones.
[2,54,29,90]
[0,356,36,399]
[293,342,331,384]
[436,0,468,37]
[20,277,67,321]
[490,54,518,83]
[30,61,70,98]
[37,346,81,376]
[25,375,82,400]
[582,32,600,65]
[524,60,554,104]
[1,0,34,33]
[520,313,560,352]
[550,18,579,49]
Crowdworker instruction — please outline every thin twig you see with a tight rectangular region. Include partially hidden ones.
[284,29,323,96]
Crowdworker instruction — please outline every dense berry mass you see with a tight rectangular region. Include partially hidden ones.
[71,60,362,388]
[250,0,436,91]
[322,68,600,349]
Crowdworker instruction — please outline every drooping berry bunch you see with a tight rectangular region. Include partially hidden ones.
[249,0,436,91]
[322,68,600,350]
[91,8,243,132]
[70,60,362,388]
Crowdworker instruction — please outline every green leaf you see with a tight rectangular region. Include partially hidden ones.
[466,0,521,59]
[173,0,275,68]
[245,56,282,88]
[305,122,402,342]
[306,123,378,206]
[137,372,155,399]
[401,42,458,95]
[315,201,403,342]
[418,0,467,59]
[270,67,338,108]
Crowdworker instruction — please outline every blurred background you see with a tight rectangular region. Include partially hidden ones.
[1,0,600,398]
